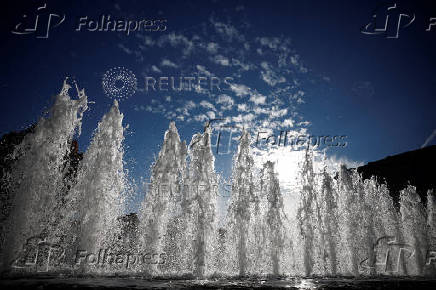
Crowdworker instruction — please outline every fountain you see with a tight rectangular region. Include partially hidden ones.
[0,81,435,282]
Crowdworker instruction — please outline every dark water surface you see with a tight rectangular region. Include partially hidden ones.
[2,276,436,289]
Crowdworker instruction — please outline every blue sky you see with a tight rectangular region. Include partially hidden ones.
[1,0,435,205]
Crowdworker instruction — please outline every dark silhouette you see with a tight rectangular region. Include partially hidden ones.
[356,145,436,207]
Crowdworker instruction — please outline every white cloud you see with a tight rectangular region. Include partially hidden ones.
[207,111,216,119]
[324,155,364,172]
[214,55,230,66]
[161,59,178,68]
[194,114,208,122]
[232,113,255,123]
[207,42,219,54]
[118,43,132,54]
[232,58,251,71]
[151,65,161,73]
[422,129,436,148]
[200,100,216,111]
[196,65,212,76]
[237,103,247,111]
[256,37,280,50]
[211,19,243,42]
[249,93,266,105]
[161,32,194,56]
[178,100,196,116]
[217,94,234,110]
[229,83,251,97]
[260,61,286,86]
[283,118,294,127]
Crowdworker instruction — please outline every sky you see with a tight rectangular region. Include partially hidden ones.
[1,0,435,208]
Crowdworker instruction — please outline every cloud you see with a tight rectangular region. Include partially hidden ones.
[194,114,209,122]
[237,103,247,111]
[421,129,436,148]
[160,32,194,56]
[216,94,234,110]
[176,100,196,117]
[161,59,178,68]
[269,107,288,118]
[290,54,308,73]
[122,16,310,135]
[151,65,162,73]
[256,37,281,50]
[260,61,286,86]
[200,100,216,111]
[211,19,244,42]
[196,65,212,76]
[142,35,155,47]
[283,118,294,127]
[232,113,256,123]
[214,55,230,66]
[232,58,251,71]
[207,42,219,54]
[249,94,266,105]
[118,43,132,54]
[229,83,251,97]
[324,155,364,171]
[207,111,216,119]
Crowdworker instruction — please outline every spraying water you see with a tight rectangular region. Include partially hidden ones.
[0,79,88,271]
[1,82,435,278]
[68,100,126,273]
